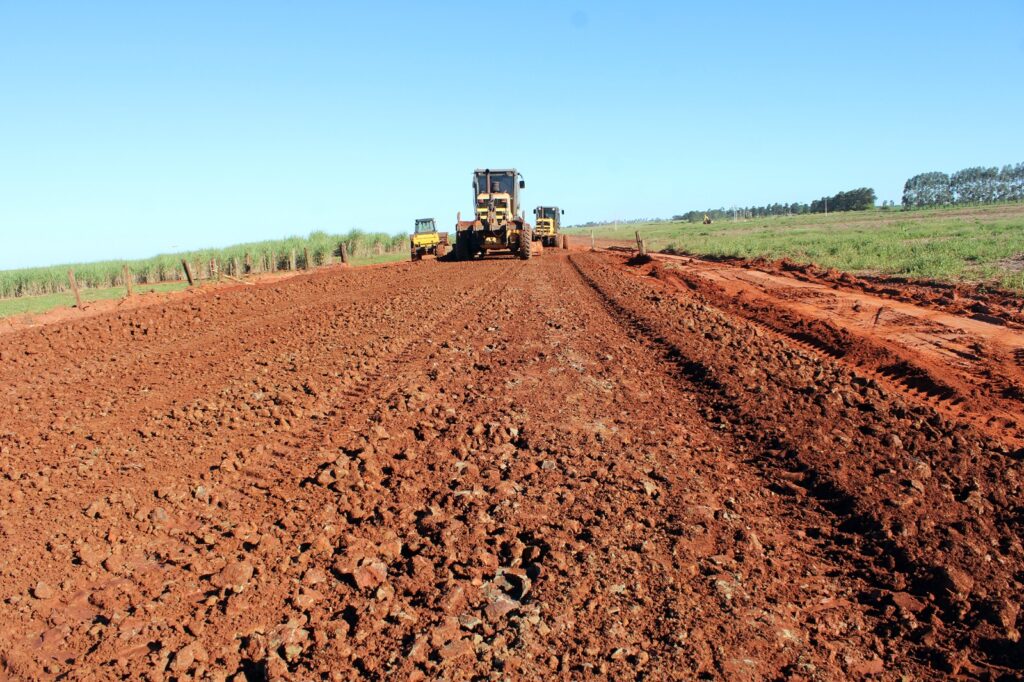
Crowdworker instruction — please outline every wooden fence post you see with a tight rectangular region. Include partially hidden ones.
[635,231,648,257]
[590,231,595,251]
[340,243,349,266]
[304,248,311,270]
[123,264,133,297]
[210,259,218,280]
[182,260,195,286]
[68,270,83,309]
[289,250,296,271]
[270,252,277,273]
[561,234,568,250]
[244,253,252,274]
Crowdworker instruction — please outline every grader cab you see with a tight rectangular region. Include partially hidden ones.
[454,169,532,260]
[533,206,564,247]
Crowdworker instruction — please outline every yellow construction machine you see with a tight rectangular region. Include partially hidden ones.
[454,169,532,260]
[410,218,448,260]
[533,206,564,247]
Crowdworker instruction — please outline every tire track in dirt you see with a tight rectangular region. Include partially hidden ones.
[569,251,1023,676]
[0,252,1020,680]
[279,253,930,679]
[0,260,519,678]
[0,264,457,443]
[642,257,1024,447]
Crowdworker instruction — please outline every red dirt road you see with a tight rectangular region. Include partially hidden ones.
[0,251,1021,680]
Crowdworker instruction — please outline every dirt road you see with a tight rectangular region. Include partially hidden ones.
[0,251,1020,680]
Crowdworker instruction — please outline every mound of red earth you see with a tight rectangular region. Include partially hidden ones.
[725,254,1024,330]
[0,251,1020,680]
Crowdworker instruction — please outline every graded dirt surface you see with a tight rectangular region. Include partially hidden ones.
[0,250,1021,680]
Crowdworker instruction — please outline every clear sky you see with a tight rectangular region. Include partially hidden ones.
[1,1,1022,269]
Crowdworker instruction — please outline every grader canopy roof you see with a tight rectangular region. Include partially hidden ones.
[475,170,517,196]
[537,207,559,219]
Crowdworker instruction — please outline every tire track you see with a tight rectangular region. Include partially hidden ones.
[568,251,1023,676]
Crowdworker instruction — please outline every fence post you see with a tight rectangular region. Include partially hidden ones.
[68,270,83,309]
[233,257,242,278]
[270,252,277,273]
[211,259,219,280]
[340,243,349,266]
[590,230,595,251]
[635,232,648,257]
[244,253,252,274]
[123,264,133,297]
[289,249,296,271]
[561,234,568,250]
[182,260,195,286]
[304,248,311,270]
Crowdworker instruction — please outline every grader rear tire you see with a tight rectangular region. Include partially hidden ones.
[518,227,533,260]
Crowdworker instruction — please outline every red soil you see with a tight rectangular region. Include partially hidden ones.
[0,250,1020,680]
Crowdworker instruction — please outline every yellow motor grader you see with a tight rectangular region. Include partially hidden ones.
[454,169,532,260]
[533,206,564,247]
[410,218,448,260]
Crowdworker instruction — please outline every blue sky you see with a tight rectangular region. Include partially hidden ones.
[1,1,1022,269]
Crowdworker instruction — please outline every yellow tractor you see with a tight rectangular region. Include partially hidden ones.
[454,169,532,260]
[533,206,564,247]
[410,218,448,260]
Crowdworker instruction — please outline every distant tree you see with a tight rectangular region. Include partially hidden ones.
[1005,163,1024,202]
[902,172,952,208]
[951,166,1000,204]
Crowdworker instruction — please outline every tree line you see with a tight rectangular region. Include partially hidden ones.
[670,187,876,223]
[573,160,1023,228]
[902,162,1024,208]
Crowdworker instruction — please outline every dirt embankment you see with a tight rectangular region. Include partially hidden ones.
[0,251,1020,680]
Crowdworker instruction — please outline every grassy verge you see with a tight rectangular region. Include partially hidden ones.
[0,250,413,319]
[350,251,410,267]
[0,229,408,299]
[568,203,1024,290]
[0,281,190,318]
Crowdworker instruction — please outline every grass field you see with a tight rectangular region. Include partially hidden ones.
[0,248,409,319]
[568,203,1024,290]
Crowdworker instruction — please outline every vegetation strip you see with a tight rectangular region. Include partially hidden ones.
[0,230,407,300]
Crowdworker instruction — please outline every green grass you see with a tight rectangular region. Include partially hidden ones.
[350,251,410,267]
[0,250,412,319]
[0,281,190,318]
[0,230,418,319]
[567,203,1024,290]
[0,229,408,300]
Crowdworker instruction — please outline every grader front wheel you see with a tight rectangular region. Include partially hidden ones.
[518,227,533,260]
